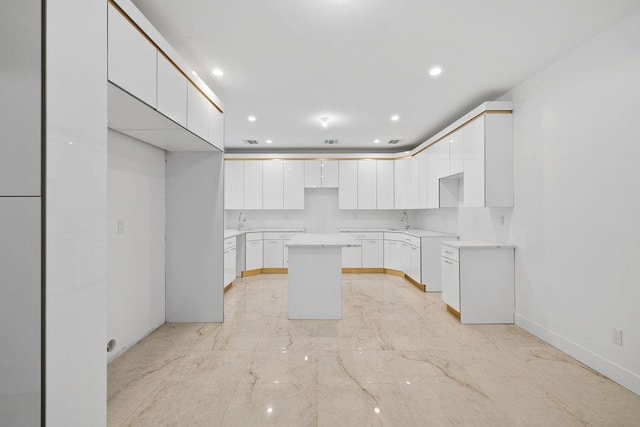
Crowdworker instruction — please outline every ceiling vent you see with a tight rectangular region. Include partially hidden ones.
[243,139,258,145]
[388,139,403,145]
[324,139,339,145]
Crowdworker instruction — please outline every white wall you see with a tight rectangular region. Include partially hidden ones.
[225,188,408,232]
[46,0,108,425]
[419,9,640,395]
[107,129,166,362]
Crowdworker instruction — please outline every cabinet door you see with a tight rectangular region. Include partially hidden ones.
[394,158,411,209]
[224,161,243,210]
[156,53,187,126]
[283,160,304,209]
[108,4,157,108]
[449,129,464,175]
[376,161,394,209]
[361,239,383,268]
[208,104,224,151]
[407,244,421,283]
[338,161,358,209]
[321,160,339,188]
[441,257,460,311]
[463,117,485,207]
[243,161,263,209]
[223,249,230,286]
[246,239,263,271]
[342,244,362,268]
[357,160,377,209]
[304,160,322,188]
[187,84,210,141]
[435,139,451,179]
[262,160,284,209]
[229,247,236,283]
[416,153,429,209]
[426,149,439,209]
[384,240,402,271]
[263,239,284,268]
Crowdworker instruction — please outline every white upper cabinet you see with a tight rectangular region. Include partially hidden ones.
[262,160,284,209]
[304,160,322,188]
[321,160,339,188]
[243,161,263,209]
[108,4,157,108]
[283,160,304,209]
[338,161,358,209]
[376,161,394,210]
[187,84,210,141]
[156,53,187,127]
[357,160,377,209]
[414,153,429,209]
[224,161,243,210]
[449,129,464,175]
[394,157,413,209]
[208,104,224,151]
[464,114,513,207]
[305,160,338,188]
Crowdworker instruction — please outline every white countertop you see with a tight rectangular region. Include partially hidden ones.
[224,228,305,239]
[286,233,361,248]
[339,228,457,239]
[442,240,516,249]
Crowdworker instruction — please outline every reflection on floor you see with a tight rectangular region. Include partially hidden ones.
[108,274,640,426]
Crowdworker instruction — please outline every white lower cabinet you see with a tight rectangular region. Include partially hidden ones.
[263,239,284,268]
[407,243,421,283]
[441,243,515,324]
[224,237,236,288]
[383,240,403,271]
[341,232,383,268]
[245,233,263,271]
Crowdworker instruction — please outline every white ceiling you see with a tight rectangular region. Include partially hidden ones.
[130,0,640,153]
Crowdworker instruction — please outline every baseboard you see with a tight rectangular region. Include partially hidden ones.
[262,268,288,274]
[515,313,640,396]
[342,268,385,274]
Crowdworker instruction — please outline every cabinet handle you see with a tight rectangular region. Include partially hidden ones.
[369,240,377,243]
[444,250,453,255]
[444,260,453,264]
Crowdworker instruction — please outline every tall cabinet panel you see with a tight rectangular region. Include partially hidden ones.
[376,161,394,209]
[243,161,263,209]
[283,160,305,209]
[463,117,485,207]
[357,160,377,209]
[263,160,284,209]
[224,161,244,210]
[338,161,358,209]
[108,3,157,108]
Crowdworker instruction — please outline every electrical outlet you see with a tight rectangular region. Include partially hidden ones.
[117,219,125,234]
[611,328,623,346]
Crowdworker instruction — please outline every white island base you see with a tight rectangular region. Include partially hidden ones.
[286,234,360,320]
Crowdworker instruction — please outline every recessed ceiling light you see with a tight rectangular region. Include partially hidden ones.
[320,117,329,128]
[191,70,198,76]
[212,68,224,77]
[429,66,442,77]
[266,139,272,144]
[248,115,256,122]
[391,115,400,121]
[374,139,380,143]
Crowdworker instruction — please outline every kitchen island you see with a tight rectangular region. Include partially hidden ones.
[286,233,360,320]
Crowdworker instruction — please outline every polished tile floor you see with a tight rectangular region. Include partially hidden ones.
[108,274,640,426]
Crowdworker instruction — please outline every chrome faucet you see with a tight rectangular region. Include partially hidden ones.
[238,211,246,230]
[400,211,410,230]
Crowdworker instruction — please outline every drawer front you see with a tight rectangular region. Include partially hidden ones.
[245,232,263,241]
[404,235,421,247]
[384,232,406,243]
[441,246,459,261]
[224,238,235,250]
[262,232,299,240]
[343,231,384,240]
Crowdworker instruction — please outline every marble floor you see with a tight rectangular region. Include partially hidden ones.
[108,274,640,426]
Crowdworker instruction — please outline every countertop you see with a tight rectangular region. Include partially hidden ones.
[339,228,458,239]
[286,233,361,248]
[224,228,305,239]
[441,240,516,249]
